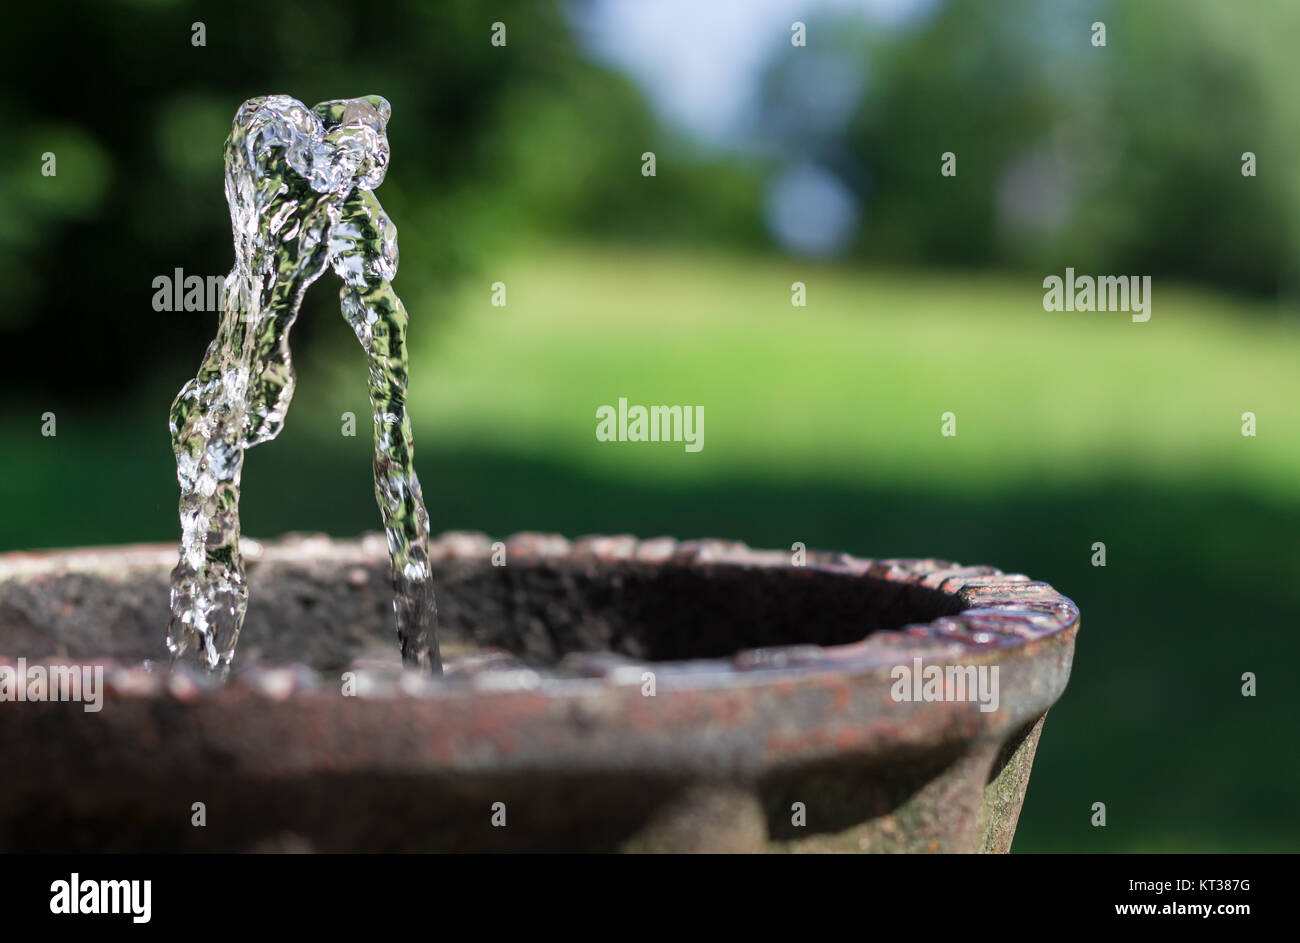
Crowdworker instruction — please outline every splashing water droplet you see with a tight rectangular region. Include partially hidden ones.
[166,95,440,675]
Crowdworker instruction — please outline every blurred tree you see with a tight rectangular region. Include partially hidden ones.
[758,0,1298,297]
[0,0,759,398]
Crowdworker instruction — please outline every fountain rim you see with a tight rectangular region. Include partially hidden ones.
[0,533,1080,772]
[0,531,1078,695]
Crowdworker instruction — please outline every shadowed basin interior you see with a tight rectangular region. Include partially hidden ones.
[0,545,965,672]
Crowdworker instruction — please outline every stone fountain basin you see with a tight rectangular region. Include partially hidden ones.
[0,532,1078,853]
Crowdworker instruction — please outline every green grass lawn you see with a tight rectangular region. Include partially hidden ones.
[3,243,1298,851]
[376,243,1300,498]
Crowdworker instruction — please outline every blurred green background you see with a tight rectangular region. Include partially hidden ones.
[1,0,1297,851]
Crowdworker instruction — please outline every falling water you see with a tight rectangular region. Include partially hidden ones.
[166,95,440,674]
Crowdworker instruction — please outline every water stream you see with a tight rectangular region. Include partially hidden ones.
[165,95,440,674]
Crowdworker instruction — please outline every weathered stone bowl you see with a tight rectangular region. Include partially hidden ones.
[0,532,1078,852]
